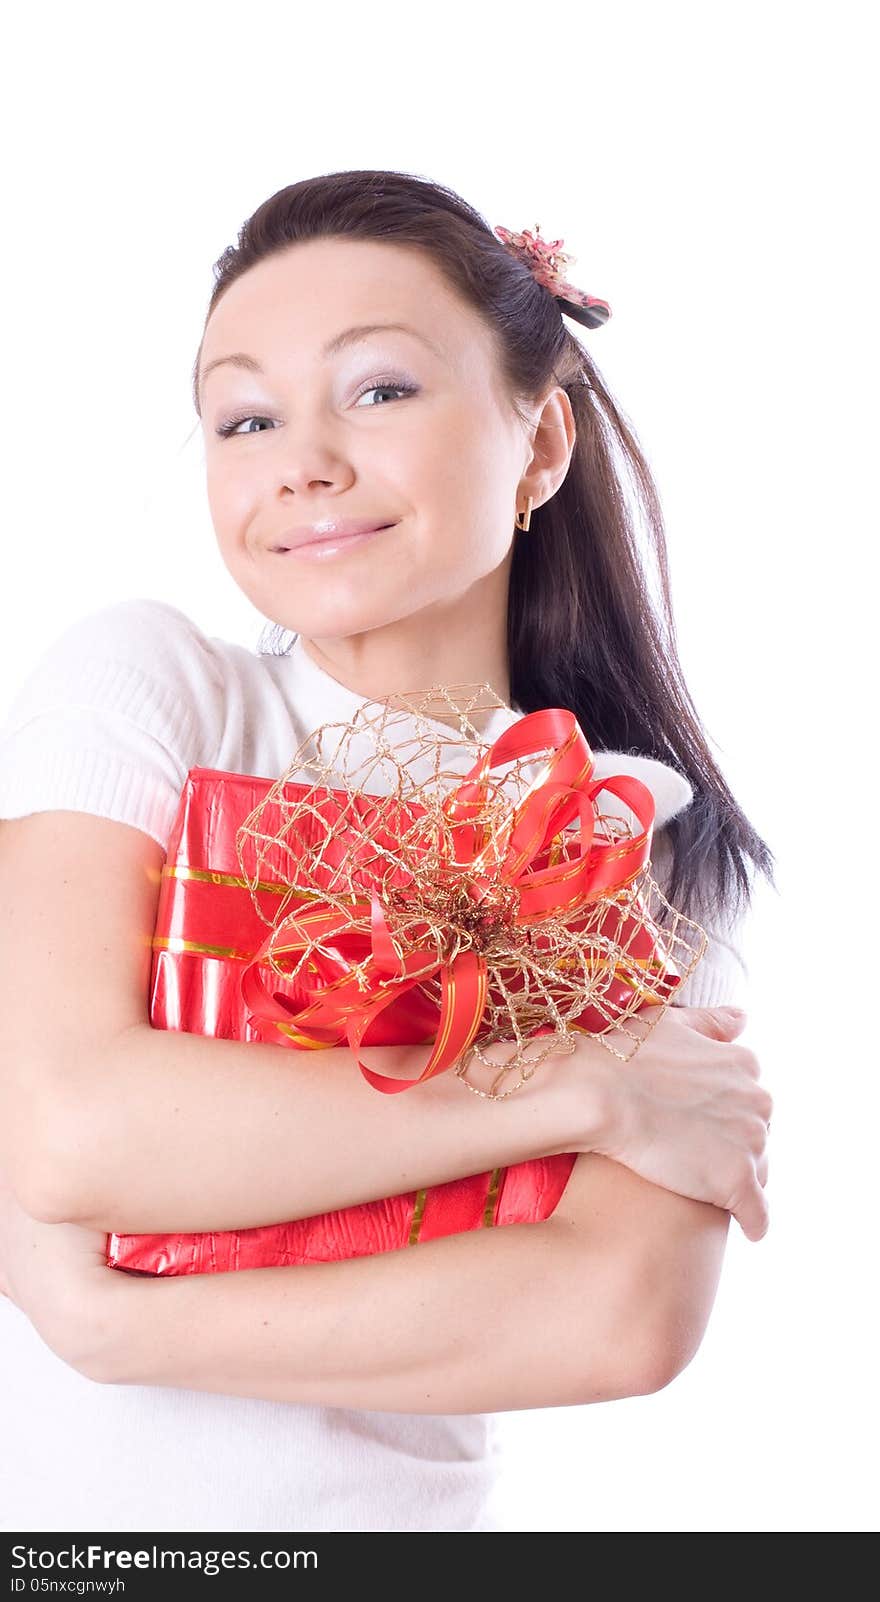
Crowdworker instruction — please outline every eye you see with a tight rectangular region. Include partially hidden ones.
[214,377,418,438]
[353,378,419,407]
[215,415,276,438]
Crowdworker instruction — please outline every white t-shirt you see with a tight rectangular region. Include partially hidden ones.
[0,599,751,1533]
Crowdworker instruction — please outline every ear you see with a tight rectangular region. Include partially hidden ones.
[520,386,577,509]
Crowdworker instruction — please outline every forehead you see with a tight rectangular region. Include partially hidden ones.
[200,237,488,365]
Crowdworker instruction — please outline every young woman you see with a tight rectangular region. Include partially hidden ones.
[0,169,774,1534]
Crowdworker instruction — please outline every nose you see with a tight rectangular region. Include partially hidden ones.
[273,432,354,499]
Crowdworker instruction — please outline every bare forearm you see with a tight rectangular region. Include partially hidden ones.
[99,1213,661,1413]
[48,1026,591,1234]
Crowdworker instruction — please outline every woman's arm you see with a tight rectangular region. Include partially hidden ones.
[49,1025,587,1234]
[0,812,598,1234]
[4,814,768,1245]
[86,1152,730,1413]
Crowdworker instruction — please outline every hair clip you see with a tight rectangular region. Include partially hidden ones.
[494,223,611,329]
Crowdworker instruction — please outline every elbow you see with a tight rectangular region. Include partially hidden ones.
[18,1166,83,1226]
[627,1213,729,1397]
[594,1264,723,1402]
[10,1103,91,1225]
[632,1307,715,1397]
[635,1334,701,1397]
[569,1323,701,1406]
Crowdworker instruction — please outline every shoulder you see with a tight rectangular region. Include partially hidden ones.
[3,598,230,730]
[589,747,694,831]
[25,597,223,683]
[0,600,236,851]
[649,824,754,1007]
[590,748,756,998]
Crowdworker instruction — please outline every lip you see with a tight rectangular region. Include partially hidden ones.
[274,525,392,561]
[272,518,397,552]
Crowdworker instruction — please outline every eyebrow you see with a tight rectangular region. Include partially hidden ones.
[199,321,442,392]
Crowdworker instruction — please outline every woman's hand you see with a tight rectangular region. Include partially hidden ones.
[567,1005,773,1241]
[0,1179,125,1379]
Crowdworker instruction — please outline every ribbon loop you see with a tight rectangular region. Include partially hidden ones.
[234,690,708,1095]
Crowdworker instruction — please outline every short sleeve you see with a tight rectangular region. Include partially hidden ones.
[0,598,226,853]
[649,824,753,1009]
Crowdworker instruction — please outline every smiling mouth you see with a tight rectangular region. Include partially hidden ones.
[274,523,396,552]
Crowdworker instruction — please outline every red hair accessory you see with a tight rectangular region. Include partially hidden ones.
[494,223,611,329]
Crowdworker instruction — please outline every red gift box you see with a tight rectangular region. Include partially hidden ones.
[107,708,697,1276]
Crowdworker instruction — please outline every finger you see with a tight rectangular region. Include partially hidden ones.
[733,1180,770,1242]
[684,1006,748,1042]
[756,1151,769,1188]
[734,1049,763,1081]
[743,1113,770,1155]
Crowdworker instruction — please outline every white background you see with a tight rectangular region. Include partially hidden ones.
[1,0,875,1533]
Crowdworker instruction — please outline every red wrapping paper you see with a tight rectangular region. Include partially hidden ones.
[107,746,685,1276]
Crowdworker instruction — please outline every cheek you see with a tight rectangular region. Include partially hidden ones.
[206,462,253,540]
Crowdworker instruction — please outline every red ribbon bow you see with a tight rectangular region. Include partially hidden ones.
[239,707,656,1093]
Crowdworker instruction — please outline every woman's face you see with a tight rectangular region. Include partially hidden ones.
[197,237,572,656]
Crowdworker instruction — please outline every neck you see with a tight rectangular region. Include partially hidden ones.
[298,602,512,737]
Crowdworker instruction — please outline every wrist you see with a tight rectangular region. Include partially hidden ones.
[539,1031,623,1157]
[454,1033,609,1158]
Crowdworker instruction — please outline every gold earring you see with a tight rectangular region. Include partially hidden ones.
[515,495,533,532]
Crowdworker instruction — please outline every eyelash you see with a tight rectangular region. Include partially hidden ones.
[215,376,419,437]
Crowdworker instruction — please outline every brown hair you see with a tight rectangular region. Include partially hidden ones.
[192,168,776,927]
